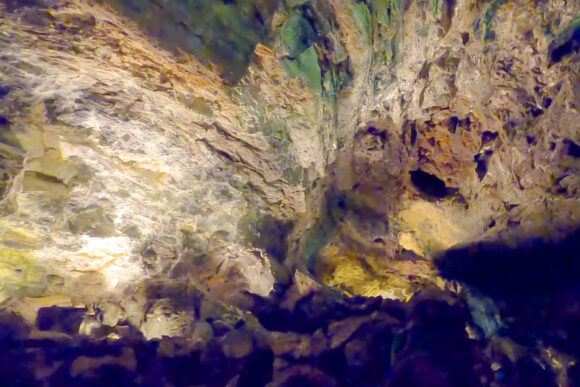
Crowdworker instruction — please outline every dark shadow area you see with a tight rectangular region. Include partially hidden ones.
[0,280,570,386]
[410,169,458,199]
[436,228,580,355]
[567,139,580,158]
[101,0,279,83]
[249,215,295,264]
[549,23,580,64]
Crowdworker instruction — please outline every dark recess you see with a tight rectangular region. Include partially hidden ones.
[0,86,10,99]
[250,215,295,263]
[474,153,488,180]
[36,306,85,335]
[441,0,456,33]
[567,139,580,158]
[366,126,387,148]
[461,32,470,45]
[529,105,544,118]
[458,116,471,130]
[549,25,580,64]
[410,169,457,199]
[447,116,458,133]
[481,131,498,144]
[436,227,580,356]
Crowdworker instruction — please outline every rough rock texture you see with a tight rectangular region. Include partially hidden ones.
[291,0,580,298]
[0,0,580,385]
[0,0,328,308]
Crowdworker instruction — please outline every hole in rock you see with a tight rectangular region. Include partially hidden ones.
[410,169,457,199]
[0,86,10,98]
[447,116,458,133]
[481,131,498,144]
[529,105,544,117]
[567,139,580,158]
[549,26,580,64]
[461,32,469,45]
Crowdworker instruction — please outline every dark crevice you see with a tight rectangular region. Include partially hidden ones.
[461,32,470,45]
[410,169,457,199]
[481,131,498,145]
[567,139,580,158]
[549,25,580,64]
[542,97,553,109]
[367,126,387,148]
[458,116,471,131]
[475,160,487,180]
[529,105,544,118]
[441,0,457,33]
[447,116,458,133]
[250,215,295,263]
[474,152,492,181]
[0,86,10,99]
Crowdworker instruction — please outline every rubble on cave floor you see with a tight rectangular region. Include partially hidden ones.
[2,228,580,387]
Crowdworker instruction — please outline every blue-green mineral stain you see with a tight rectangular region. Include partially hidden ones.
[280,11,317,58]
[483,0,507,41]
[283,46,323,94]
[352,1,372,43]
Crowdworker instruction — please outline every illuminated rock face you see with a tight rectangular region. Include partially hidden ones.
[0,0,321,309]
[0,0,579,335]
[291,0,580,297]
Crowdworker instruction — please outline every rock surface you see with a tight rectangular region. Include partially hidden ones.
[0,0,580,385]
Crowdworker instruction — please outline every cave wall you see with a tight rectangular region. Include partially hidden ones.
[0,0,579,338]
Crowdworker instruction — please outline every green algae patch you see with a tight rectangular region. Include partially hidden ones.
[373,0,403,26]
[370,0,403,64]
[283,46,322,94]
[262,121,292,151]
[184,96,214,117]
[280,12,316,58]
[285,166,304,186]
[352,1,372,44]
[482,0,507,41]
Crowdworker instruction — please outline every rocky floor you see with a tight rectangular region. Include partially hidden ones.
[0,228,578,386]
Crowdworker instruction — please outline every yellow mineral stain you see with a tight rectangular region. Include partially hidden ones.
[0,248,48,301]
[0,222,44,249]
[26,150,80,185]
[397,200,466,256]
[321,247,415,300]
